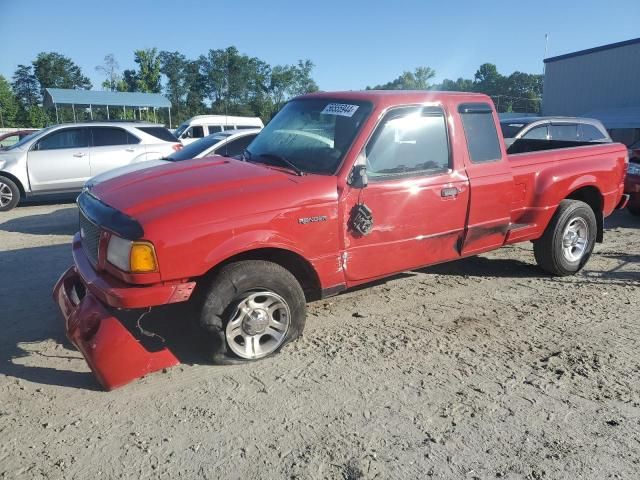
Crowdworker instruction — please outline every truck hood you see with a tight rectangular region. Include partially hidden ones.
[89,157,335,226]
[86,159,169,187]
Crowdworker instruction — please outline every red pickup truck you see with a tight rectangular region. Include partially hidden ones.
[54,91,629,389]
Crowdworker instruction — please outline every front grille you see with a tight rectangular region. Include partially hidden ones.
[79,209,101,264]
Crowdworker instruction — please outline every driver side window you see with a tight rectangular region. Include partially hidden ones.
[366,107,450,179]
[37,128,88,151]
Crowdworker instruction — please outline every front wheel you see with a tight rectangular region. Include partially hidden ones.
[199,260,306,363]
[0,176,20,212]
[533,200,597,276]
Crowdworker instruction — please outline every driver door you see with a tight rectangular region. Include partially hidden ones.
[27,127,91,192]
[343,106,470,282]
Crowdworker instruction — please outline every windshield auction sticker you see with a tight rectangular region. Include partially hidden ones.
[321,103,360,117]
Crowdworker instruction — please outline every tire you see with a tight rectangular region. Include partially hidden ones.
[199,260,306,364]
[0,176,20,212]
[533,199,597,276]
[627,204,640,216]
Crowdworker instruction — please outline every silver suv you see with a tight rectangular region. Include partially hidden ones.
[0,122,181,211]
[500,116,611,149]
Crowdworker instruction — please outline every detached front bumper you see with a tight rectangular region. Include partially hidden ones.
[53,267,180,391]
[70,233,195,309]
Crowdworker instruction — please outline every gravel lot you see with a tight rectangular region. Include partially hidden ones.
[1,201,638,479]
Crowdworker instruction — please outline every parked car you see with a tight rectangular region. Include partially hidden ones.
[627,138,640,161]
[54,91,628,390]
[500,116,611,149]
[85,129,261,187]
[0,122,181,211]
[0,129,38,150]
[174,115,264,145]
[625,157,640,216]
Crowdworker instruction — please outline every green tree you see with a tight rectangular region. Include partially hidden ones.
[290,60,319,96]
[134,48,161,93]
[183,59,207,119]
[473,63,505,97]
[32,52,92,97]
[368,67,436,90]
[12,64,41,107]
[0,75,19,127]
[96,54,121,91]
[437,77,474,91]
[26,105,50,128]
[159,51,188,117]
[118,69,138,92]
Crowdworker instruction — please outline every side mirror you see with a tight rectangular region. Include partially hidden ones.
[348,164,368,189]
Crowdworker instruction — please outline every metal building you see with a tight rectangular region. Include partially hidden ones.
[542,37,640,143]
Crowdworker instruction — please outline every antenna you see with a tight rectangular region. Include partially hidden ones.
[224,50,229,129]
[543,33,549,75]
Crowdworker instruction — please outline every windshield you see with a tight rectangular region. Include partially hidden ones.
[174,123,189,138]
[247,98,372,174]
[167,134,227,161]
[500,122,529,139]
[5,128,51,150]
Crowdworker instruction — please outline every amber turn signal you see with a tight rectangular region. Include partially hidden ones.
[129,242,158,273]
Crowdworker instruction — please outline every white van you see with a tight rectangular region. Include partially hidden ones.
[174,115,264,144]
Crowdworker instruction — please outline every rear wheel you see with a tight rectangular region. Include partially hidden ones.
[0,176,20,212]
[199,260,306,363]
[533,200,597,276]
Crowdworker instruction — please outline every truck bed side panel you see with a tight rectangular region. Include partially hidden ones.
[505,143,627,243]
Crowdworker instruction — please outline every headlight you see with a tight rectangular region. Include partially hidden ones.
[627,162,640,176]
[106,235,158,273]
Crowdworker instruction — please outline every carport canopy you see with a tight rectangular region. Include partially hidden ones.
[43,88,173,126]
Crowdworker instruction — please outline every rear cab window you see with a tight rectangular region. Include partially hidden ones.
[459,103,502,163]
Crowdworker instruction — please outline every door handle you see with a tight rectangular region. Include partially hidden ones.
[73,152,86,158]
[125,148,135,152]
[441,187,459,198]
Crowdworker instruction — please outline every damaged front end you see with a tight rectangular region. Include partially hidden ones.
[53,267,180,391]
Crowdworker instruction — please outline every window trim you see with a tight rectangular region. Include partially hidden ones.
[521,124,549,140]
[363,104,452,183]
[458,102,503,164]
[89,126,133,148]
[32,127,89,152]
[549,122,579,141]
[578,123,607,141]
[215,133,257,157]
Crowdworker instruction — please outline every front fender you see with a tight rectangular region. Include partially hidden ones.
[202,229,309,269]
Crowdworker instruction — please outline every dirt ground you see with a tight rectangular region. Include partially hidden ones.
[0,200,638,480]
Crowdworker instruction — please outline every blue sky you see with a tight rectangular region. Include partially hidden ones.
[1,0,639,91]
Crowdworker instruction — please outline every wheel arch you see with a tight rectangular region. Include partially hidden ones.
[203,247,323,302]
[565,185,603,242]
[0,171,26,197]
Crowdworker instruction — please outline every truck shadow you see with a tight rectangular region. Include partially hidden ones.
[604,209,638,229]
[418,255,540,278]
[0,243,101,390]
[0,206,78,236]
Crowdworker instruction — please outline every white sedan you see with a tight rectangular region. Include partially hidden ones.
[85,128,261,188]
